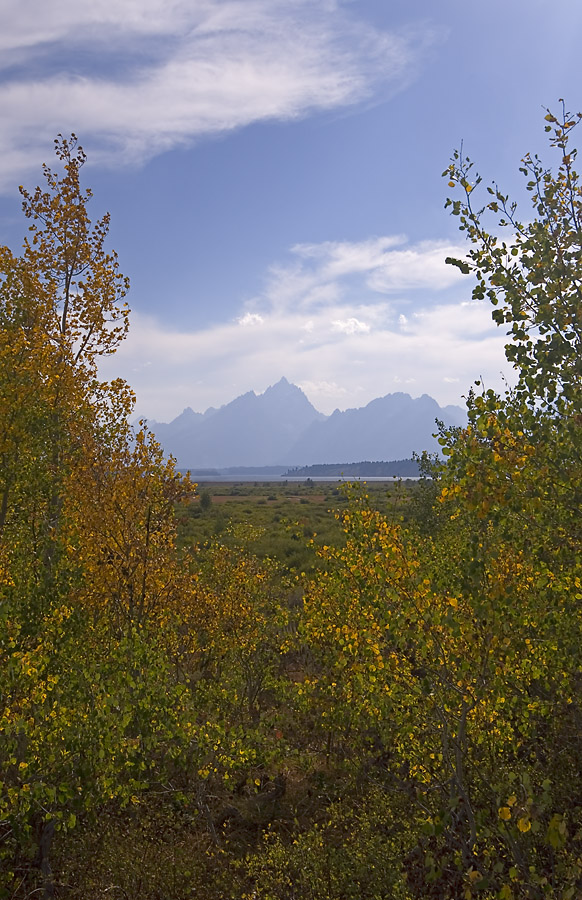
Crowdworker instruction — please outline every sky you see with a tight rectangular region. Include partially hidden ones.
[1,0,581,421]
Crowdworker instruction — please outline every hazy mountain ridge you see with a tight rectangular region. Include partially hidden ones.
[146,377,466,468]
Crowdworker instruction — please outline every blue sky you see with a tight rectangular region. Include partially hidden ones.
[1,0,581,420]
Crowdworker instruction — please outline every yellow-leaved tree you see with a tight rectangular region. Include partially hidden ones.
[0,136,196,895]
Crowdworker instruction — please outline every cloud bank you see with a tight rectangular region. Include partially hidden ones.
[99,234,513,420]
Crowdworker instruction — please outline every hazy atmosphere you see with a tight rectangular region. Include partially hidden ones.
[1,0,580,420]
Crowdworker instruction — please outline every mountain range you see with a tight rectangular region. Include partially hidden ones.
[146,377,466,469]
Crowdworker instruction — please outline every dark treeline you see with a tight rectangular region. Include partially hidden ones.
[286,458,421,477]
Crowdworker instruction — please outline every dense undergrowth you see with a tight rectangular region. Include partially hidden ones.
[1,108,582,898]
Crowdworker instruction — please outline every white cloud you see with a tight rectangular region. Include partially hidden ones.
[331,317,370,334]
[0,1,439,190]
[290,236,468,294]
[248,235,469,329]
[367,240,468,292]
[98,234,512,420]
[237,312,264,326]
[293,235,406,279]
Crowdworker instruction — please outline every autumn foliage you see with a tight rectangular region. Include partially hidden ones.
[1,110,582,898]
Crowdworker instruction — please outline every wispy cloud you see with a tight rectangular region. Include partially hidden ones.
[250,235,470,323]
[0,0,439,190]
[289,236,469,294]
[98,234,512,419]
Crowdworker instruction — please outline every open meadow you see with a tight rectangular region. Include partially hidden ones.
[177,479,420,572]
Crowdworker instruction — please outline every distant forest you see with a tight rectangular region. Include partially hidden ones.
[286,458,421,477]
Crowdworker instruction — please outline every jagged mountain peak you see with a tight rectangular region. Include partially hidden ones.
[175,406,199,420]
[261,378,320,414]
[268,376,291,389]
[263,377,305,398]
[149,380,466,468]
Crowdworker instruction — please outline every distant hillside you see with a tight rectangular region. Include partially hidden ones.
[147,378,466,468]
